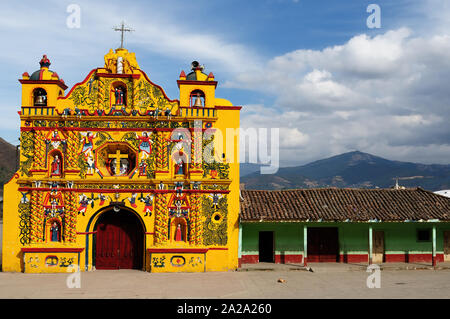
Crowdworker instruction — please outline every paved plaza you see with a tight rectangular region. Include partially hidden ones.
[2,222,450,299]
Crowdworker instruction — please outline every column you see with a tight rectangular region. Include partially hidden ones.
[432,225,437,267]
[369,225,373,265]
[238,223,243,268]
[303,225,308,267]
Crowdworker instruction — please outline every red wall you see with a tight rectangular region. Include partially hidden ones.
[240,253,445,265]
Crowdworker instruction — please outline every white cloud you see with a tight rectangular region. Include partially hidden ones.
[236,27,450,165]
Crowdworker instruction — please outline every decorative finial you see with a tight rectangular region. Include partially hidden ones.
[39,55,51,68]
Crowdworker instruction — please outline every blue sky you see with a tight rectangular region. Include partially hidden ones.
[1,0,449,166]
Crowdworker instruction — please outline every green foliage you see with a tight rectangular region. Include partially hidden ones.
[121,132,139,150]
[77,153,87,179]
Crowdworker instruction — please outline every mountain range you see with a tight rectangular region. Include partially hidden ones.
[241,151,450,191]
[0,137,448,193]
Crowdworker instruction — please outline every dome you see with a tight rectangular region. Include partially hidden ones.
[29,55,61,81]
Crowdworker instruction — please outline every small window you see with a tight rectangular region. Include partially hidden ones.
[417,229,431,242]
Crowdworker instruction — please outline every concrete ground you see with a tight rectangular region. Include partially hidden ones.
[2,222,450,299]
[1,265,450,299]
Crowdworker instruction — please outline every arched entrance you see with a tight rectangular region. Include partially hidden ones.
[94,207,144,269]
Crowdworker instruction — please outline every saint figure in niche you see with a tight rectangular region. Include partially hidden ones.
[50,222,59,242]
[114,86,125,105]
[51,155,61,176]
[175,224,183,241]
[175,158,184,175]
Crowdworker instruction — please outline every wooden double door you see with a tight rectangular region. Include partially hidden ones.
[307,227,339,262]
[95,210,144,269]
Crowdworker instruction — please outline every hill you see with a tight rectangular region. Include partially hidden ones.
[241,151,450,191]
[0,137,17,192]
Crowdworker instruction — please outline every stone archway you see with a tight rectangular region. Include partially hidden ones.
[94,206,144,269]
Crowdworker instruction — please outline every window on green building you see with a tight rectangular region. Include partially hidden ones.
[417,229,431,242]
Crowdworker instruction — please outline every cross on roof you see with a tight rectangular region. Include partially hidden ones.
[113,21,134,49]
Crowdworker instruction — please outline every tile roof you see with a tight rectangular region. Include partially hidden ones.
[239,188,450,222]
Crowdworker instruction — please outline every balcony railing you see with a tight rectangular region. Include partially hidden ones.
[178,107,216,118]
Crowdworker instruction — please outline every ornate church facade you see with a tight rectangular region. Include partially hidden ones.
[2,48,241,273]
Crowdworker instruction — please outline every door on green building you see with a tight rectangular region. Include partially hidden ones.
[307,227,339,262]
[372,231,384,264]
[259,231,274,263]
[444,231,450,261]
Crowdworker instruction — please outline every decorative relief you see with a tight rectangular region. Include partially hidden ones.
[202,194,228,246]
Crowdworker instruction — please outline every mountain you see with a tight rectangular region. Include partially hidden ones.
[240,163,263,177]
[241,151,450,191]
[0,137,18,193]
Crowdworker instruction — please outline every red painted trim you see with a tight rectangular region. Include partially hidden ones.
[20,127,215,133]
[240,255,259,264]
[21,248,84,253]
[274,254,303,264]
[240,254,303,264]
[384,253,445,263]
[215,106,242,110]
[177,80,218,88]
[96,73,140,79]
[208,247,228,251]
[384,254,406,263]
[18,187,231,194]
[340,254,369,263]
[147,248,208,253]
[19,79,68,90]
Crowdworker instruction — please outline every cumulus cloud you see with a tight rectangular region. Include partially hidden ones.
[236,27,450,166]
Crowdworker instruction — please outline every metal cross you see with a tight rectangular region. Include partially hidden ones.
[113,21,134,49]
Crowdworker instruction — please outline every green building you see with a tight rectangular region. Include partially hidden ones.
[239,188,450,266]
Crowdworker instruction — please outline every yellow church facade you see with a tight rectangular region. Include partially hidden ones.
[2,48,241,273]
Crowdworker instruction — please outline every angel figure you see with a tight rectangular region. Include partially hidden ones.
[136,131,153,160]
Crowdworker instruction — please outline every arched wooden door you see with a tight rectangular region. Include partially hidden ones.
[95,209,144,269]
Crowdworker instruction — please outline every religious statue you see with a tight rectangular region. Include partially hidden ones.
[86,156,95,174]
[140,194,154,217]
[127,193,138,208]
[174,182,183,197]
[175,224,183,241]
[136,132,153,160]
[114,86,125,105]
[50,222,59,242]
[80,132,96,158]
[210,193,222,210]
[51,155,62,176]
[175,158,184,175]
[78,194,91,216]
[139,160,147,175]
